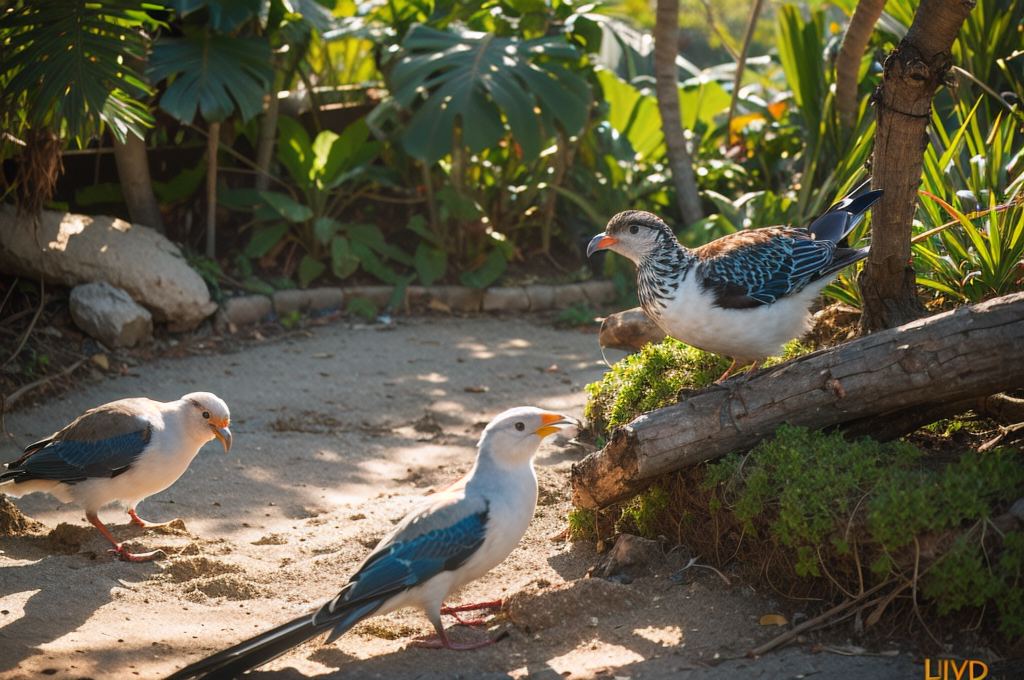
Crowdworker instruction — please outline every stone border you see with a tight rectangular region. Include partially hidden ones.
[218,281,617,328]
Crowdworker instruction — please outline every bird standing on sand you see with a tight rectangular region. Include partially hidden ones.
[165,406,579,680]
[587,182,883,380]
[1,392,232,561]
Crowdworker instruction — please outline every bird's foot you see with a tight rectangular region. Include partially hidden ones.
[109,544,165,562]
[129,510,186,533]
[441,600,503,627]
[411,629,508,650]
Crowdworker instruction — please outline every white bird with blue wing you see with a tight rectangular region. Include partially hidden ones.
[1,392,231,561]
[587,181,883,380]
[165,406,579,680]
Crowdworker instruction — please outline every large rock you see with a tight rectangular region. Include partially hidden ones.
[0,207,217,330]
[69,281,153,348]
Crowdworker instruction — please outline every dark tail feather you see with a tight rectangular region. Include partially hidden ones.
[165,614,323,680]
[164,594,383,680]
[809,182,884,245]
[818,246,869,278]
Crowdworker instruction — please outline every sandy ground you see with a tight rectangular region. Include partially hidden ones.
[0,315,924,679]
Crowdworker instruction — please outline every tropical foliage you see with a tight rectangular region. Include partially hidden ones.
[2,0,1022,307]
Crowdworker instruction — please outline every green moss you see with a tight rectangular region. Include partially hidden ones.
[567,506,598,540]
[702,425,1024,638]
[617,485,671,539]
[585,339,729,433]
[585,339,812,434]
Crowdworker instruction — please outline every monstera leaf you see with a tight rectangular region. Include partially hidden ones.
[150,28,272,124]
[386,25,592,164]
[0,0,152,143]
[164,0,262,33]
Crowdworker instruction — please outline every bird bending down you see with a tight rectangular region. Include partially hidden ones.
[588,181,883,380]
[165,406,579,680]
[1,392,232,561]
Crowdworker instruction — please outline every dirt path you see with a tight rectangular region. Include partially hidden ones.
[0,316,921,679]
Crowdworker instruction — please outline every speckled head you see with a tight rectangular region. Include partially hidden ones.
[586,210,680,264]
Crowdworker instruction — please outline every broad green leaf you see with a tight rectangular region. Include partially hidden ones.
[298,255,326,288]
[414,242,447,286]
[331,236,360,279]
[459,247,508,289]
[679,80,731,133]
[1,0,153,143]
[245,222,289,258]
[436,185,484,222]
[322,119,381,189]
[277,116,313,182]
[596,69,665,161]
[389,25,592,163]
[259,191,314,222]
[406,214,439,245]
[347,223,388,250]
[165,0,262,33]
[390,274,416,311]
[150,29,272,124]
[312,130,341,180]
[351,242,400,284]
[314,217,342,245]
[153,162,207,203]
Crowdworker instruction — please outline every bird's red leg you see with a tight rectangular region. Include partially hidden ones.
[88,513,163,562]
[128,508,183,530]
[411,620,505,650]
[440,600,503,626]
[714,358,739,384]
[740,359,761,381]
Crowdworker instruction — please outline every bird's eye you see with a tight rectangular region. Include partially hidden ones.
[202,411,211,419]
[515,422,525,431]
[629,225,640,235]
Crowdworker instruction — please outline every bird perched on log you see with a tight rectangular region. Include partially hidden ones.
[1,392,232,561]
[165,407,579,680]
[587,182,883,380]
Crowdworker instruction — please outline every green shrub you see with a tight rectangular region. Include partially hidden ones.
[703,425,1024,637]
[585,339,810,433]
[585,339,730,433]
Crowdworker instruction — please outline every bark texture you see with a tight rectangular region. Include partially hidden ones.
[654,0,703,226]
[572,292,1024,509]
[858,0,976,333]
[113,131,164,233]
[835,0,888,131]
[598,307,667,352]
[255,74,283,193]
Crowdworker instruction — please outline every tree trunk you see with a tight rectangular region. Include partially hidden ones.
[726,0,765,125]
[254,72,284,192]
[205,121,220,259]
[112,130,164,232]
[571,291,1024,509]
[654,0,703,226]
[858,0,975,333]
[835,0,888,131]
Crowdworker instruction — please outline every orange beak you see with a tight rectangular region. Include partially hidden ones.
[211,422,232,452]
[533,412,579,439]
[587,233,618,257]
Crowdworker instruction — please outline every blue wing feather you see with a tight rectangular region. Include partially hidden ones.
[3,430,150,485]
[701,231,838,307]
[313,505,489,633]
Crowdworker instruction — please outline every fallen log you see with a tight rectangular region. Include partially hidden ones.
[571,292,1024,509]
[598,307,666,352]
